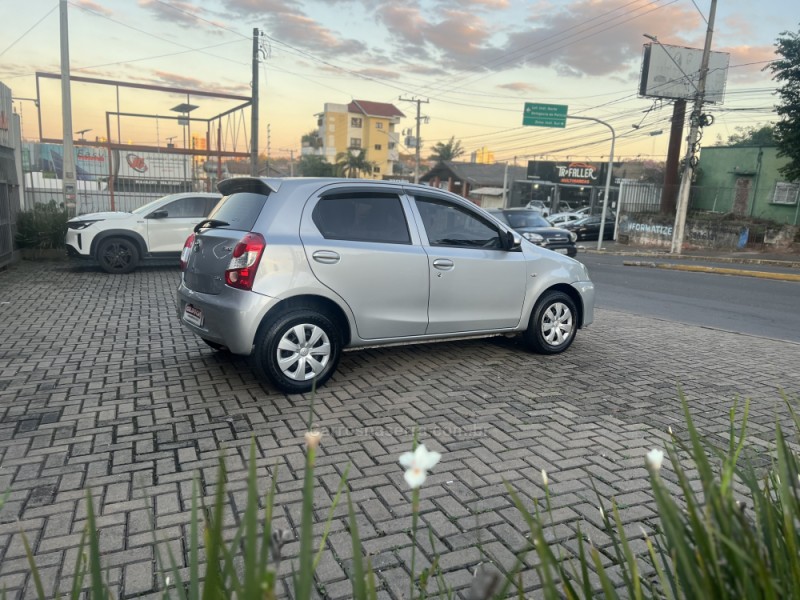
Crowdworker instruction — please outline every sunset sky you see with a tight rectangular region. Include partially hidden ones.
[1,0,797,163]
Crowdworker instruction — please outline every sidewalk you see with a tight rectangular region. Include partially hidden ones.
[582,240,800,269]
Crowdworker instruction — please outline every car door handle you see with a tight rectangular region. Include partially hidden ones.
[312,250,341,264]
[432,258,454,270]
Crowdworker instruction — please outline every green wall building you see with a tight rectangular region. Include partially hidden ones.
[692,146,799,225]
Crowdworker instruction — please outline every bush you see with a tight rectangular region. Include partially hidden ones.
[8,391,800,599]
[15,201,70,250]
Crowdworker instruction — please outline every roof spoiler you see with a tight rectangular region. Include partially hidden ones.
[217,177,282,196]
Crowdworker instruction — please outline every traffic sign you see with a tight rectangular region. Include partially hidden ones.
[523,102,568,128]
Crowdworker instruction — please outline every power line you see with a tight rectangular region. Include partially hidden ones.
[0,3,58,60]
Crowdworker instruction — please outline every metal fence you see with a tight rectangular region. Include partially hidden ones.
[618,180,662,214]
[0,179,18,268]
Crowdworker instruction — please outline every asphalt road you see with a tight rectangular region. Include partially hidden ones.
[578,253,800,343]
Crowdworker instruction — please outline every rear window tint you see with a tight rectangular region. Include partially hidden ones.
[207,192,267,231]
[312,194,411,244]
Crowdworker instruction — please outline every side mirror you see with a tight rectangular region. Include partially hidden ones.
[148,209,168,219]
[505,230,522,251]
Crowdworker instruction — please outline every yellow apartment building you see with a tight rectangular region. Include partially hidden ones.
[303,100,405,179]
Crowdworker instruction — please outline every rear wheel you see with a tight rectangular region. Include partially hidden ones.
[524,290,578,354]
[97,237,139,274]
[254,310,342,394]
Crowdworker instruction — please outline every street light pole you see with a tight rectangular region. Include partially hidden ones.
[565,115,616,250]
[671,0,718,254]
[59,0,77,216]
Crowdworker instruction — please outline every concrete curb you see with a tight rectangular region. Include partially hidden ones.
[623,260,800,282]
[585,249,800,269]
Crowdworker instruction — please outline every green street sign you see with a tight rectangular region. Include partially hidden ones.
[523,102,568,128]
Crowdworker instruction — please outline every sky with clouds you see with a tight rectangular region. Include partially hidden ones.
[1,0,797,162]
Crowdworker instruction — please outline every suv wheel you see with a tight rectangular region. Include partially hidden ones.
[97,237,139,274]
[254,310,342,394]
[524,290,577,354]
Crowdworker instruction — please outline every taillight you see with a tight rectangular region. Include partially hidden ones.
[180,233,195,272]
[225,233,266,290]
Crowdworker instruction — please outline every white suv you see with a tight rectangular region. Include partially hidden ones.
[66,192,220,273]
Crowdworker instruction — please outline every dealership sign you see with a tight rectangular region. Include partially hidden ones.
[526,160,602,186]
[114,151,189,181]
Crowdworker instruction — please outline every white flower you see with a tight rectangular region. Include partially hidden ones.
[399,444,442,489]
[541,469,548,486]
[667,426,673,435]
[599,505,605,519]
[647,448,664,471]
[305,430,322,449]
[165,576,171,586]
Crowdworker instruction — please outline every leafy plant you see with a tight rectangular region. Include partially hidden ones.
[11,391,800,599]
[15,201,70,250]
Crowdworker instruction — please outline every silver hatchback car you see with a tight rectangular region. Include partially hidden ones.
[177,177,595,393]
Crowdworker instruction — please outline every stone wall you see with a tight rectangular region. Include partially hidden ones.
[617,213,799,251]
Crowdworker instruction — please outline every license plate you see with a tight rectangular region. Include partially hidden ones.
[183,303,204,327]
[556,248,569,254]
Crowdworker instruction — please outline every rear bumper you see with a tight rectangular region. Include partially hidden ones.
[176,280,278,355]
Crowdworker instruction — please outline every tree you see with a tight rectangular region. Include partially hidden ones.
[297,155,335,177]
[718,124,776,147]
[428,136,465,162]
[335,149,376,178]
[301,130,323,150]
[768,25,800,181]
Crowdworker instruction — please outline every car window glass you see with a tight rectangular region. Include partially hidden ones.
[160,197,209,218]
[415,197,502,249]
[208,192,268,231]
[313,194,410,244]
[505,212,550,228]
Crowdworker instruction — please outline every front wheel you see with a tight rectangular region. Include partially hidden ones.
[254,310,342,394]
[97,237,139,274]
[524,291,578,354]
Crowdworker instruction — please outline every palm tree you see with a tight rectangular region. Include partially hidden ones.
[335,148,376,178]
[429,136,465,162]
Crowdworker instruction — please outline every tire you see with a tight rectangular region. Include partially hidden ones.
[524,290,578,354]
[254,310,342,394]
[202,338,228,352]
[97,237,139,274]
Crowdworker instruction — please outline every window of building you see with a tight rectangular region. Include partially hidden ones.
[312,194,411,244]
[374,144,382,151]
[772,182,800,205]
[373,166,381,173]
[388,142,396,150]
[350,138,362,149]
[376,122,383,130]
[351,117,363,128]
[414,197,503,249]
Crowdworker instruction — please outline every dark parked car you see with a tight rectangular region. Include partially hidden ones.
[561,215,616,241]
[487,208,578,257]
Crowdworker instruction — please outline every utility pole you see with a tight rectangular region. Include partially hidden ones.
[289,149,294,177]
[671,0,717,254]
[400,96,429,183]
[250,28,260,177]
[59,0,77,215]
[266,124,271,176]
[660,99,686,214]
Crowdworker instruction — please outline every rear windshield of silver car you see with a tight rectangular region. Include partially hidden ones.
[207,192,268,231]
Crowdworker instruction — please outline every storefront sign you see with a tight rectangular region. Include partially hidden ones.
[527,160,601,186]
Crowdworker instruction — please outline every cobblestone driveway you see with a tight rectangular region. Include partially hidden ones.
[1,261,799,599]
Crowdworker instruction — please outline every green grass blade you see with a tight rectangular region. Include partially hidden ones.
[84,489,107,600]
[295,443,317,600]
[244,440,260,599]
[69,528,88,600]
[189,477,200,600]
[346,489,367,600]
[202,455,227,600]
[22,531,46,600]
[260,461,279,572]
[313,464,350,571]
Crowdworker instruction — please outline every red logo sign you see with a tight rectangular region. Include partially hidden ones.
[126,153,148,173]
